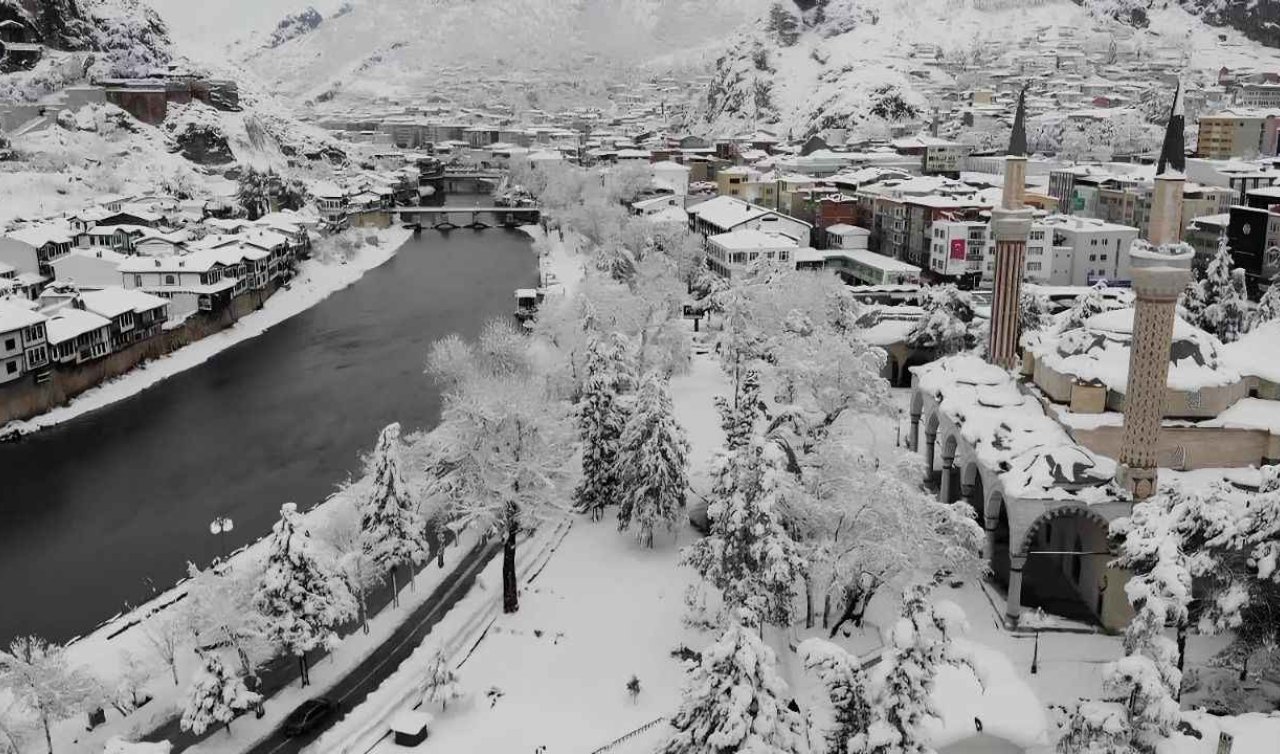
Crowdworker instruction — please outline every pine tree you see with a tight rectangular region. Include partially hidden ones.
[682,441,807,626]
[658,615,809,754]
[180,652,261,736]
[1256,278,1280,324]
[573,334,636,522]
[905,285,978,353]
[1063,282,1111,331]
[1199,236,1253,342]
[360,423,427,606]
[1019,289,1052,333]
[801,639,871,754]
[713,369,765,453]
[616,372,690,547]
[853,587,972,754]
[423,650,463,711]
[254,503,356,687]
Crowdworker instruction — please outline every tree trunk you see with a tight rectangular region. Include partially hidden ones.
[390,566,400,608]
[358,585,370,635]
[299,653,310,687]
[503,515,520,614]
[170,660,180,687]
[822,593,832,629]
[42,714,51,754]
[804,581,814,630]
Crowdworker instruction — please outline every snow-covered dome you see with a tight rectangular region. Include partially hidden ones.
[1037,307,1237,393]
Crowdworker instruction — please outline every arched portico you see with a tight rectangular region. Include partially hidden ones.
[1004,505,1122,628]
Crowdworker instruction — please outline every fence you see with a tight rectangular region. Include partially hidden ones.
[588,716,667,754]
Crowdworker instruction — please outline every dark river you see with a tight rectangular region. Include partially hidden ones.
[0,228,537,644]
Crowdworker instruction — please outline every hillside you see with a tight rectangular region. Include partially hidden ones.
[0,0,171,76]
[694,0,1280,138]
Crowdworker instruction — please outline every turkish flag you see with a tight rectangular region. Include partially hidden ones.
[950,238,966,261]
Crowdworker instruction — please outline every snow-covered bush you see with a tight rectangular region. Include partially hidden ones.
[179,652,260,736]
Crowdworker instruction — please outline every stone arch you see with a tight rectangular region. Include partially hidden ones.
[922,410,941,472]
[987,492,1011,588]
[899,354,932,388]
[1015,504,1116,626]
[962,464,983,524]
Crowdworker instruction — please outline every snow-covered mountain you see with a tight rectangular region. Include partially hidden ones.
[146,0,772,105]
[694,0,1280,138]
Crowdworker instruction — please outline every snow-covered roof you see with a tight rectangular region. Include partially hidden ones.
[688,196,785,230]
[651,160,690,173]
[1223,320,1280,383]
[119,253,219,274]
[645,206,689,224]
[915,354,1120,502]
[0,301,46,333]
[45,308,111,345]
[6,224,74,248]
[708,229,799,251]
[1030,309,1239,394]
[826,248,921,273]
[81,288,168,318]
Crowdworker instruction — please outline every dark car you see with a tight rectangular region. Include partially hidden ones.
[283,698,339,738]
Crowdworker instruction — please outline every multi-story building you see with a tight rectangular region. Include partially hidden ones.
[1040,214,1140,286]
[704,229,799,279]
[1236,83,1280,110]
[0,225,74,279]
[1226,189,1280,294]
[890,136,973,176]
[45,308,112,366]
[1196,110,1280,159]
[687,196,812,245]
[0,302,48,385]
[928,220,988,284]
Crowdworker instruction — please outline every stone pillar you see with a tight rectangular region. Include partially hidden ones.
[1116,241,1193,500]
[987,156,1033,371]
[908,410,921,452]
[1005,555,1026,623]
[940,460,955,503]
[960,481,974,503]
[923,429,937,477]
[983,518,998,563]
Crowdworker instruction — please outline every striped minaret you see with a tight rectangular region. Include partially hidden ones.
[987,86,1032,371]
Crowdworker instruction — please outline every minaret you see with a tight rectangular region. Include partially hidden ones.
[986,86,1032,370]
[1116,82,1193,501]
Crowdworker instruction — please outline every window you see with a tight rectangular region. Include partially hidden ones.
[133,275,142,287]
[164,275,176,285]
[5,361,15,374]
[1089,254,1096,262]
[3,338,13,351]
[1027,262,1042,271]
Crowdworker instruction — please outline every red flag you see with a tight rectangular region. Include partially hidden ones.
[950,238,966,261]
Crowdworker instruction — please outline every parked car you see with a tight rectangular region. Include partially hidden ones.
[283,698,339,737]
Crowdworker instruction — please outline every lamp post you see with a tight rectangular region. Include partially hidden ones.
[1031,607,1045,675]
[209,516,234,566]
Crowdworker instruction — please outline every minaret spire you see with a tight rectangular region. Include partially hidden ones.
[987,84,1033,371]
[1156,80,1185,177]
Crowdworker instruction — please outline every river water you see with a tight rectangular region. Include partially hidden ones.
[0,228,537,644]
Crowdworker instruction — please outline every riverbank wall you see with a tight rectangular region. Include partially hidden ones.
[0,286,272,425]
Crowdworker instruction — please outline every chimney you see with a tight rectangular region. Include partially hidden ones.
[986,85,1032,371]
[1115,82,1193,501]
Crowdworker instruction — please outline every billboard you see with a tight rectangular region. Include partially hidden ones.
[950,238,966,261]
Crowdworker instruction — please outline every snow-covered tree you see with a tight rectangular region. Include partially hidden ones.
[1063,282,1113,331]
[1056,700,1132,753]
[573,334,637,521]
[143,617,184,688]
[658,614,809,754]
[1256,279,1280,325]
[683,441,807,626]
[1197,237,1253,343]
[714,369,766,454]
[360,422,427,605]
[905,285,979,354]
[254,503,356,687]
[789,437,983,636]
[854,588,973,754]
[423,650,463,711]
[179,652,260,736]
[801,639,871,754]
[317,495,383,635]
[616,372,690,547]
[1020,289,1052,333]
[181,562,270,692]
[0,636,103,754]
[429,325,574,613]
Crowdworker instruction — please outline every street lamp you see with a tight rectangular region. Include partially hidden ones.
[209,516,234,565]
[1031,607,1045,675]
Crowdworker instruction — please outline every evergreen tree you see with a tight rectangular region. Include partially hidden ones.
[359,423,427,606]
[179,652,260,736]
[767,2,801,46]
[1019,289,1052,333]
[1256,278,1280,324]
[713,369,765,453]
[801,639,871,754]
[905,285,979,353]
[853,588,972,754]
[616,372,690,547]
[658,614,809,754]
[682,441,807,626]
[254,503,356,687]
[1063,282,1112,331]
[1199,237,1253,342]
[573,334,636,522]
[423,650,463,711]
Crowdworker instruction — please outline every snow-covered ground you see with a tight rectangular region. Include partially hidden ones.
[2,226,411,437]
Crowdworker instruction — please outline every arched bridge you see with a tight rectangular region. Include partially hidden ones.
[396,206,541,230]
